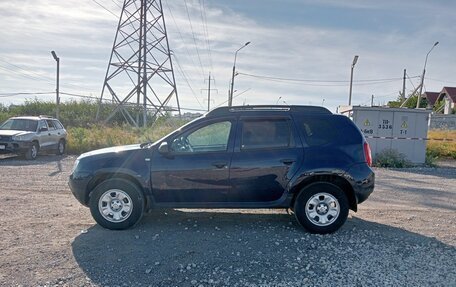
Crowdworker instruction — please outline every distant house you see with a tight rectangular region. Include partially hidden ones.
[423,91,440,108]
[436,87,456,114]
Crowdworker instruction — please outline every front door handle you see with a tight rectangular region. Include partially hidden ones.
[212,162,227,169]
[280,159,295,165]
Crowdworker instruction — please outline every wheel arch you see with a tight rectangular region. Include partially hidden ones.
[87,173,147,208]
[32,139,40,149]
[290,174,357,212]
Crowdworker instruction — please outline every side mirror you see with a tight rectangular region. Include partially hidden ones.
[39,127,48,132]
[158,142,169,154]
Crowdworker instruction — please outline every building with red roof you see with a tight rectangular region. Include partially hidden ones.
[436,87,456,114]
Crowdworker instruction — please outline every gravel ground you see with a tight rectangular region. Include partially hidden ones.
[0,154,455,287]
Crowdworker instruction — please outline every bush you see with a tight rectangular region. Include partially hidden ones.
[65,122,183,154]
[374,149,411,168]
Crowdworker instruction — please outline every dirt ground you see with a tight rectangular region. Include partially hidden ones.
[0,154,455,286]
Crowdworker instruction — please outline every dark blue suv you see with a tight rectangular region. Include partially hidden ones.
[69,106,374,234]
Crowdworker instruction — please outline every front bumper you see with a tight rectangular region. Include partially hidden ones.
[0,140,33,154]
[68,173,93,207]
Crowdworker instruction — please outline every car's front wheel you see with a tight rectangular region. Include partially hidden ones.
[294,182,349,234]
[89,179,144,230]
[25,142,38,160]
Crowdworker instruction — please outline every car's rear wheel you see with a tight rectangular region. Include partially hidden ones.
[294,182,349,234]
[25,142,38,160]
[89,179,144,230]
[56,139,65,155]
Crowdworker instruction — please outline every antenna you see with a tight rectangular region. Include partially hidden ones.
[96,0,180,127]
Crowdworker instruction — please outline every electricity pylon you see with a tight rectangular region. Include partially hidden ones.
[96,0,180,127]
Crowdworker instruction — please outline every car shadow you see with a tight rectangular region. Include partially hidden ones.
[0,154,72,166]
[71,209,456,286]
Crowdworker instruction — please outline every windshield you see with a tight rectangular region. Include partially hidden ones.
[0,119,38,132]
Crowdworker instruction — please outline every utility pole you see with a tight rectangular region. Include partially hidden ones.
[348,55,359,106]
[416,41,439,108]
[229,42,251,107]
[201,73,217,111]
[51,51,60,120]
[401,69,406,101]
[371,95,374,107]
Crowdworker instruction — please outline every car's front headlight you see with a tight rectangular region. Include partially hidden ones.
[12,135,26,141]
[71,159,80,174]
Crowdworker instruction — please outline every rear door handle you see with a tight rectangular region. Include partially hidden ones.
[212,162,227,169]
[280,159,295,165]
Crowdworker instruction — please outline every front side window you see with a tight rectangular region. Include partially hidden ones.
[171,121,232,153]
[241,119,291,150]
[38,120,47,131]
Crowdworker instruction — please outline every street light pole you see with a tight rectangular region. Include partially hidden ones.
[348,55,359,106]
[229,42,250,107]
[416,41,439,108]
[51,51,60,119]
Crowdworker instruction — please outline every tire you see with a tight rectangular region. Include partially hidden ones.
[56,139,65,155]
[25,142,39,160]
[89,179,144,230]
[294,182,349,234]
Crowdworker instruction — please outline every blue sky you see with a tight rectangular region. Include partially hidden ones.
[0,0,455,113]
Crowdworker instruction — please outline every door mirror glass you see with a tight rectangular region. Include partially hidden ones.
[40,127,48,132]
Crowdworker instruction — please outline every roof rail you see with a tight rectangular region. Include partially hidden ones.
[39,115,53,119]
[207,105,331,117]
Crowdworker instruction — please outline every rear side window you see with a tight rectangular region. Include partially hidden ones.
[241,119,292,150]
[299,116,362,146]
[53,120,63,129]
[301,118,338,146]
[46,120,56,130]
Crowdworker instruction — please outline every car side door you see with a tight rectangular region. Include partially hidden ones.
[45,120,60,150]
[229,116,303,203]
[150,117,237,204]
[37,120,52,149]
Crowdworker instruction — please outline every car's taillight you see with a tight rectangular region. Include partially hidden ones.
[364,141,372,167]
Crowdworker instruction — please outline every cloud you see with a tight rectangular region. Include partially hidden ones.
[0,0,455,112]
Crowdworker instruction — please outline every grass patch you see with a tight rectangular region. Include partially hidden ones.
[427,130,456,160]
[374,149,411,168]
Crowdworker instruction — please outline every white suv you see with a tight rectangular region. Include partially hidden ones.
[0,116,67,159]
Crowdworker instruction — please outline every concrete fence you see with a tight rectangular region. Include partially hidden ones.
[430,115,456,130]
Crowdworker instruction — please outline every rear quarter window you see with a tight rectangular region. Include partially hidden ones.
[297,115,362,146]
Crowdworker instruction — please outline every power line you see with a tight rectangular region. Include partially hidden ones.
[406,72,418,91]
[238,72,419,85]
[164,1,205,80]
[183,0,206,77]
[0,58,96,92]
[172,54,204,109]
[425,77,456,85]
[199,0,213,72]
[91,0,119,18]
[0,92,55,98]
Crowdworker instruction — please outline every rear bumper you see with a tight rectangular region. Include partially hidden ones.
[346,163,375,205]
